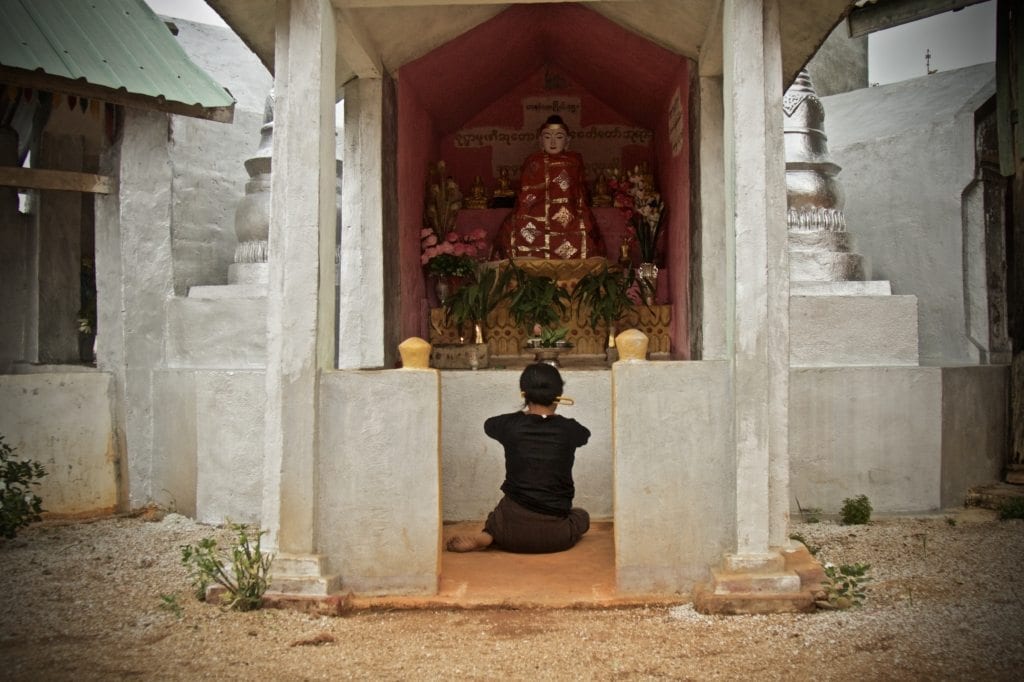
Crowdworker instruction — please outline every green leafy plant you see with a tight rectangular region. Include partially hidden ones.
[158,593,183,618]
[504,262,572,334]
[788,532,819,556]
[840,494,873,525]
[1,435,47,539]
[818,562,871,609]
[997,497,1024,520]
[573,265,635,340]
[443,264,512,338]
[181,523,273,611]
[424,252,477,278]
[538,326,569,347]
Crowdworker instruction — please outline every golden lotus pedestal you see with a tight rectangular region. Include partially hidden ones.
[427,258,671,367]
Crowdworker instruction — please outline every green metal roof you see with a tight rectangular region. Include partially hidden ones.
[0,0,234,121]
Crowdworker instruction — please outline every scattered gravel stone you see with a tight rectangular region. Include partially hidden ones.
[1,510,1021,679]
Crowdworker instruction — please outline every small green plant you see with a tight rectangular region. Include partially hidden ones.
[997,497,1024,520]
[504,262,572,334]
[538,326,569,347]
[819,562,871,609]
[840,494,873,525]
[1,435,47,539]
[181,523,273,611]
[945,516,957,527]
[443,264,512,340]
[788,532,820,556]
[573,265,635,341]
[158,593,183,618]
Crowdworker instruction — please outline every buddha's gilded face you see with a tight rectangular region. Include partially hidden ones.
[540,127,568,155]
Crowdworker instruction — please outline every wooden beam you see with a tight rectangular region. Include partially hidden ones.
[0,167,115,194]
[0,66,234,124]
[847,0,988,38]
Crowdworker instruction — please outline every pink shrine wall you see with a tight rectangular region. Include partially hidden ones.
[395,5,693,356]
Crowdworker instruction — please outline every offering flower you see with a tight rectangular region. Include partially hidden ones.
[609,167,664,263]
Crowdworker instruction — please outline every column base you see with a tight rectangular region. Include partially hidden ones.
[267,553,342,595]
[204,552,342,611]
[692,544,825,615]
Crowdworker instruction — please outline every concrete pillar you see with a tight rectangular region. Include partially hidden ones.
[95,108,174,510]
[699,76,728,361]
[261,0,339,593]
[338,76,399,370]
[722,0,789,557]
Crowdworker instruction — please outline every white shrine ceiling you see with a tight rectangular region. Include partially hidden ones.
[206,0,855,98]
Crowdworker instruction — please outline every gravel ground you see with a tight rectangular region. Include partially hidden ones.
[1,509,1021,680]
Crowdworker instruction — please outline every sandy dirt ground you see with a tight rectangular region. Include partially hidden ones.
[1,509,1021,680]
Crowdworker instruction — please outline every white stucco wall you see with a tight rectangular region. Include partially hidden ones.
[164,18,272,295]
[0,371,118,516]
[439,369,613,522]
[821,63,996,365]
[614,361,735,594]
[317,369,440,595]
[195,371,265,525]
[151,370,198,516]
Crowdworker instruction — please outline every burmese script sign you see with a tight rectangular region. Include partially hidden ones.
[453,97,653,180]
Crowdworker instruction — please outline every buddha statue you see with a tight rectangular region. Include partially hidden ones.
[464,175,489,209]
[591,172,612,208]
[491,167,516,208]
[494,115,604,260]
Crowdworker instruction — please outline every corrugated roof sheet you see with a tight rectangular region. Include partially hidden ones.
[0,0,234,120]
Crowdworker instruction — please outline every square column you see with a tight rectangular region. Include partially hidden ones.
[723,0,789,557]
[695,0,813,614]
[337,76,399,370]
[261,0,338,593]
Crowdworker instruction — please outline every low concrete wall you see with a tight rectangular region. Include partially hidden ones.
[317,369,440,595]
[789,365,1007,514]
[440,369,613,522]
[195,371,265,525]
[0,371,119,516]
[940,365,1007,508]
[614,360,734,595]
[790,367,943,513]
[152,370,198,516]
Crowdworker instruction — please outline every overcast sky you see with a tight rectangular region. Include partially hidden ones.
[145,0,997,87]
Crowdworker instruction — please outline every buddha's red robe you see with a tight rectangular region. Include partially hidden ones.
[495,150,604,260]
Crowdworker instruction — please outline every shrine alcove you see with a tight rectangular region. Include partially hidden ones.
[395,3,695,363]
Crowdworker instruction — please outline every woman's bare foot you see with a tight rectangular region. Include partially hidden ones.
[445,532,494,552]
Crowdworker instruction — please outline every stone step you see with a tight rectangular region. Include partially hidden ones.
[709,568,802,595]
[274,553,330,577]
[269,574,341,596]
[693,583,816,615]
[790,294,919,367]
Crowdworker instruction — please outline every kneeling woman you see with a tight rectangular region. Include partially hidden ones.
[446,363,591,554]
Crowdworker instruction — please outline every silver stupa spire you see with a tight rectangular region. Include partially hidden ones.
[784,69,864,283]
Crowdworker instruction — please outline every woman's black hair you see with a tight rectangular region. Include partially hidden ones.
[520,362,564,407]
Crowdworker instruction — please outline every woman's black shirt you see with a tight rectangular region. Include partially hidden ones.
[484,411,590,516]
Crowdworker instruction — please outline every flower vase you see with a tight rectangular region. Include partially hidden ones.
[637,262,659,305]
[473,322,485,345]
[434,278,452,306]
[434,275,463,306]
